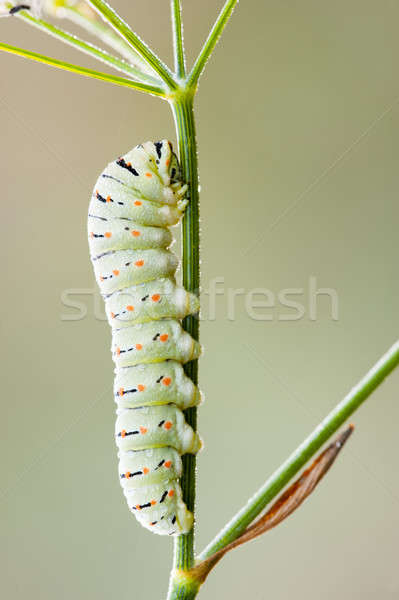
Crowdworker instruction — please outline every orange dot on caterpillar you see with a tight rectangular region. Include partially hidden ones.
[135,260,144,267]
[137,384,146,392]
[134,200,142,206]
[143,467,149,475]
[121,430,127,438]
[119,387,124,396]
[126,305,134,311]
[151,294,160,302]
[125,471,131,479]
[159,334,169,342]
[113,269,119,276]
[150,499,157,506]
[164,421,173,430]
[131,230,141,237]
[145,172,152,178]
[140,427,148,434]
[105,232,112,238]
[164,461,172,469]
[135,343,143,350]
[168,490,174,498]
[162,377,171,386]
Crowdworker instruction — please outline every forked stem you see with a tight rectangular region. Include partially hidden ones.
[46,2,151,71]
[87,0,177,88]
[16,10,161,84]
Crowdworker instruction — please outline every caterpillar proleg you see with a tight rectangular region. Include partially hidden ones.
[88,140,201,536]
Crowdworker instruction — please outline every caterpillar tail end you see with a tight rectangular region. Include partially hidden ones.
[139,504,194,536]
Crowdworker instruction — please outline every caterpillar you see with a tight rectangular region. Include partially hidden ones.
[88,140,202,536]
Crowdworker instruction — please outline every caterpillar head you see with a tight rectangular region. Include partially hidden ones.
[122,140,187,206]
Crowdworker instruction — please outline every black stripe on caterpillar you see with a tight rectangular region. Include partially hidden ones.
[88,140,202,536]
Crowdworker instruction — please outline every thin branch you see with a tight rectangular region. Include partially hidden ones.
[0,42,166,97]
[191,426,354,584]
[16,10,162,85]
[187,0,238,89]
[87,0,177,89]
[171,0,186,79]
[199,339,399,560]
[46,2,151,73]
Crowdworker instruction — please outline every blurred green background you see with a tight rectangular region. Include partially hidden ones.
[1,1,398,598]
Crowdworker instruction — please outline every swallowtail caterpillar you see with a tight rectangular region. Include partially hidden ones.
[88,140,202,536]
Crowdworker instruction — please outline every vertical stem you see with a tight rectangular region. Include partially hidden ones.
[167,580,201,600]
[167,92,200,599]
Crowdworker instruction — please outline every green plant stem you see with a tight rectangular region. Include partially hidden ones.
[16,10,161,84]
[0,42,166,97]
[171,0,186,79]
[88,0,176,89]
[50,4,151,73]
[167,91,200,599]
[167,575,201,600]
[187,0,238,89]
[199,339,399,560]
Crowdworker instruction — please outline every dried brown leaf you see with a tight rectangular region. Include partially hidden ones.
[192,425,354,583]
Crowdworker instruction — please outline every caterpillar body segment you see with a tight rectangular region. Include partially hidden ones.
[125,481,193,534]
[114,361,201,410]
[115,404,202,455]
[90,186,185,227]
[88,216,173,255]
[104,278,199,328]
[112,319,201,368]
[88,140,201,536]
[93,248,179,295]
[118,447,183,489]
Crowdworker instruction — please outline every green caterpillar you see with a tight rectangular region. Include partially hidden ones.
[88,140,201,536]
